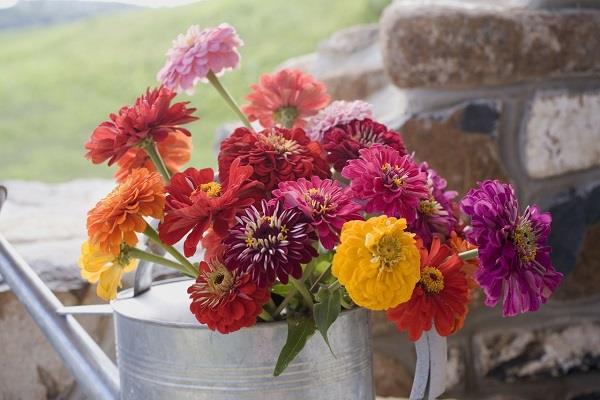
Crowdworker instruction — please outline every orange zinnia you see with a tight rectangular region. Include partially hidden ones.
[87,168,165,255]
[114,131,192,182]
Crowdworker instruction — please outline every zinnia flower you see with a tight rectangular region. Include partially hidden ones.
[157,24,243,94]
[409,164,458,246]
[223,200,318,288]
[79,240,138,301]
[158,158,264,257]
[342,145,428,223]
[87,168,165,256]
[332,215,421,310]
[386,236,470,341]
[322,118,407,172]
[188,256,270,334]
[85,86,197,166]
[306,100,373,141]
[243,69,330,129]
[448,231,479,292]
[114,131,192,182]
[460,180,563,316]
[272,176,362,250]
[218,126,331,192]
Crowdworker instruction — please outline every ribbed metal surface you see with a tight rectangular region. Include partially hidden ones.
[114,280,374,400]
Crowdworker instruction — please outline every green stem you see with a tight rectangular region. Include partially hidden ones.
[143,141,171,182]
[309,264,332,292]
[143,225,197,277]
[127,247,194,278]
[206,70,254,131]
[291,278,314,309]
[327,280,341,291]
[259,309,274,322]
[458,248,479,261]
[273,262,316,318]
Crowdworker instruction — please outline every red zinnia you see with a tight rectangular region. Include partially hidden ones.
[85,86,197,166]
[158,158,264,257]
[188,257,270,334]
[218,126,331,192]
[114,131,192,182]
[386,236,470,341]
[243,69,330,129]
[322,118,407,172]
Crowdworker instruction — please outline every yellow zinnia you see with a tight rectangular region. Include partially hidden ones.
[79,240,138,301]
[332,215,420,310]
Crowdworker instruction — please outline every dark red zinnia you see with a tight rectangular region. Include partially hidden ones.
[322,118,407,172]
[85,85,197,166]
[158,158,264,257]
[218,126,331,192]
[223,200,318,288]
[188,257,270,334]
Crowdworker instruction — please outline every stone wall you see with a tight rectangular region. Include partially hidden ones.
[285,0,600,398]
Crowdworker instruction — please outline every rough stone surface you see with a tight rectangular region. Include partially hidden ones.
[397,100,508,195]
[276,25,388,101]
[380,0,600,88]
[0,179,114,291]
[0,288,114,400]
[524,90,600,178]
[474,321,600,383]
[373,350,413,397]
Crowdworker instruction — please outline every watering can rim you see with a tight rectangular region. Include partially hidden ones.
[111,277,367,329]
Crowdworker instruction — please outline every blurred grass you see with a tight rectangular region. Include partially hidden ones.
[0,0,379,182]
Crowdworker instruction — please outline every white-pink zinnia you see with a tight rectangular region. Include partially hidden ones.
[305,100,374,142]
[157,24,243,94]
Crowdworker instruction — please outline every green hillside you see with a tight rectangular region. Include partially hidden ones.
[0,0,379,182]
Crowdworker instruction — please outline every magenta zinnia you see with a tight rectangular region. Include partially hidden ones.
[322,118,407,172]
[460,180,562,317]
[306,100,373,142]
[223,200,318,288]
[273,176,363,250]
[157,24,242,94]
[409,163,458,246]
[342,145,428,223]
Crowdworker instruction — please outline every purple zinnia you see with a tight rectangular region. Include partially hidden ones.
[341,145,428,223]
[223,200,318,288]
[273,176,363,250]
[460,180,563,317]
[322,118,408,172]
[409,163,458,246]
[306,100,373,142]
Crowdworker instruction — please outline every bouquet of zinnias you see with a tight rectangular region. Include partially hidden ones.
[80,24,563,375]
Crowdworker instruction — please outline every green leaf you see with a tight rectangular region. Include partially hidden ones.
[313,288,342,354]
[271,282,292,297]
[273,315,315,376]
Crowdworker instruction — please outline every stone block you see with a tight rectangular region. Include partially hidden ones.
[373,350,413,398]
[398,100,507,195]
[380,1,600,88]
[524,90,600,178]
[473,321,600,383]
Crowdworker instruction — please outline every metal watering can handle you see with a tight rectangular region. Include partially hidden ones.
[0,186,120,399]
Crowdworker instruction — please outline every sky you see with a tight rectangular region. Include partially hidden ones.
[0,0,203,9]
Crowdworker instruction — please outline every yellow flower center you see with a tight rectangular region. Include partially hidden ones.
[260,132,301,155]
[206,264,235,295]
[374,234,405,271]
[420,266,444,294]
[418,198,439,215]
[198,181,222,198]
[513,220,537,262]
[381,163,406,188]
[303,188,334,215]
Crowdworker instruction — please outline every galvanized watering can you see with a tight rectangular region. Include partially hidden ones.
[0,186,375,400]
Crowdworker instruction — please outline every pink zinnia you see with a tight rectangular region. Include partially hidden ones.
[273,176,363,250]
[243,69,330,129]
[342,145,428,222]
[157,24,243,94]
[306,100,373,142]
